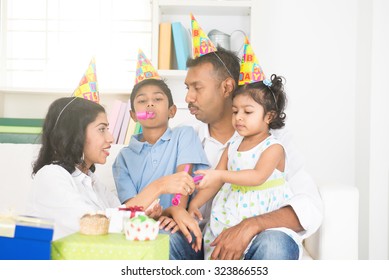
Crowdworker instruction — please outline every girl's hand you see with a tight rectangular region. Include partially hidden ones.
[188,204,203,221]
[159,171,195,195]
[158,216,179,233]
[194,169,223,190]
[145,202,163,220]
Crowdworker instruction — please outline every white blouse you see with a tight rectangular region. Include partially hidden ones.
[26,164,120,240]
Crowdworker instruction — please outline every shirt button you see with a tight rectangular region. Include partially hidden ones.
[153,160,157,164]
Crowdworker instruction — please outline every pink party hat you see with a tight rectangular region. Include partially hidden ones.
[73,57,100,103]
[190,13,217,58]
[134,49,161,84]
[239,37,266,85]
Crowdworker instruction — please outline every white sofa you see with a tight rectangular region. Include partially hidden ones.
[0,143,359,259]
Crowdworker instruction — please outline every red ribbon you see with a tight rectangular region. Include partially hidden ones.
[118,206,144,218]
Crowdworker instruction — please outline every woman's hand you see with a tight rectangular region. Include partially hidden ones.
[145,202,163,219]
[158,171,195,195]
[158,216,179,233]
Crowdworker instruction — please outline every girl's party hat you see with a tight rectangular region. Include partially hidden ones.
[239,37,266,85]
[190,13,217,58]
[73,57,100,103]
[135,49,161,84]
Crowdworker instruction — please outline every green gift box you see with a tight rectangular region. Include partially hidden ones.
[51,232,169,260]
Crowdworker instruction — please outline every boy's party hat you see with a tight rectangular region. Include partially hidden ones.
[73,57,100,103]
[239,37,266,85]
[190,13,217,58]
[135,49,161,84]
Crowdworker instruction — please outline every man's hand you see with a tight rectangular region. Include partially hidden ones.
[210,219,256,260]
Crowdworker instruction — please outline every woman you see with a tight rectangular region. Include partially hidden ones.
[27,97,194,240]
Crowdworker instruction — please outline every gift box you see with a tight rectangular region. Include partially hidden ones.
[51,232,169,260]
[0,215,54,260]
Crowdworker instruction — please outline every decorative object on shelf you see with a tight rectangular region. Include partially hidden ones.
[73,57,100,103]
[239,36,266,85]
[208,29,246,52]
[190,13,217,58]
[135,49,161,84]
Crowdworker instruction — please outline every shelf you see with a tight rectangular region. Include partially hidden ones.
[158,0,252,16]
[0,88,131,96]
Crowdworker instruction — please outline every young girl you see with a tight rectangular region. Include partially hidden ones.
[189,74,302,259]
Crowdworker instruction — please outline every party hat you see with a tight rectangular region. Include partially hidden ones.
[239,37,266,85]
[190,13,217,58]
[73,57,100,103]
[134,49,161,84]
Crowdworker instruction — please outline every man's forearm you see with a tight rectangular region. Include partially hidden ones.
[247,205,304,235]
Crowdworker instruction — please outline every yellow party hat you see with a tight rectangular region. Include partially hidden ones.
[134,49,161,84]
[239,37,266,85]
[190,13,217,58]
[73,57,99,103]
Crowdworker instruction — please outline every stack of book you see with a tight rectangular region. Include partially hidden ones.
[158,21,191,70]
[107,99,141,145]
[0,118,43,144]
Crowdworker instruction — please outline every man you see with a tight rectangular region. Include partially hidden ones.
[168,47,323,260]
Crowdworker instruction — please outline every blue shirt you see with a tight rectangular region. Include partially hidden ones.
[112,126,210,208]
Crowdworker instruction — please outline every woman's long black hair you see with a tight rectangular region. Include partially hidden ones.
[32,97,105,175]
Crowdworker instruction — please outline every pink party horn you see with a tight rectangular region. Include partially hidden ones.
[136,111,155,120]
[193,175,203,184]
[172,165,190,206]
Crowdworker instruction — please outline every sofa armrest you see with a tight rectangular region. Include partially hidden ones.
[304,183,359,259]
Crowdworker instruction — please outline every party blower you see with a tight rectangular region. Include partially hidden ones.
[136,111,155,120]
[172,165,203,206]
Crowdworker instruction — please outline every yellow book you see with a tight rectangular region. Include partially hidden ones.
[158,22,172,70]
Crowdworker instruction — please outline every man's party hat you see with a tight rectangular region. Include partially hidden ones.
[135,49,161,84]
[73,57,99,103]
[190,13,217,58]
[239,37,266,85]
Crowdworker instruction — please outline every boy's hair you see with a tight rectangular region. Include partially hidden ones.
[186,47,240,90]
[130,79,174,111]
[32,97,105,175]
[233,74,287,129]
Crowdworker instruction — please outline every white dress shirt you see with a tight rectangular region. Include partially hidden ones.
[27,164,120,240]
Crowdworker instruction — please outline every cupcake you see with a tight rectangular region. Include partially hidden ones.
[79,211,110,235]
[124,215,160,241]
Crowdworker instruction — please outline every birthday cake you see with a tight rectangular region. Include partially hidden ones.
[79,212,109,235]
[124,215,160,241]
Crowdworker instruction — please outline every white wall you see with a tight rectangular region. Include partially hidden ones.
[253,0,388,259]
[368,0,389,259]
